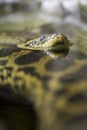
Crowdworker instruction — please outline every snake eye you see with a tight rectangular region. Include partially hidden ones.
[39,35,45,41]
[26,41,37,46]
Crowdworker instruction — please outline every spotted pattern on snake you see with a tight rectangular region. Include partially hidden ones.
[0,32,87,130]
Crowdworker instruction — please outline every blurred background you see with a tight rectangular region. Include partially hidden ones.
[0,0,87,34]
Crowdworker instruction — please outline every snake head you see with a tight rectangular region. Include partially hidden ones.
[17,33,71,51]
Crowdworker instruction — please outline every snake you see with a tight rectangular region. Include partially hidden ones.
[0,31,87,130]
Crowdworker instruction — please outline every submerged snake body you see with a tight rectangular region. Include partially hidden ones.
[0,32,87,130]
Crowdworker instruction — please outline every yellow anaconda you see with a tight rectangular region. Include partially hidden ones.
[0,31,87,130]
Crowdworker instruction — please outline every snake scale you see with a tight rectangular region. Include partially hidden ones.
[0,31,87,130]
